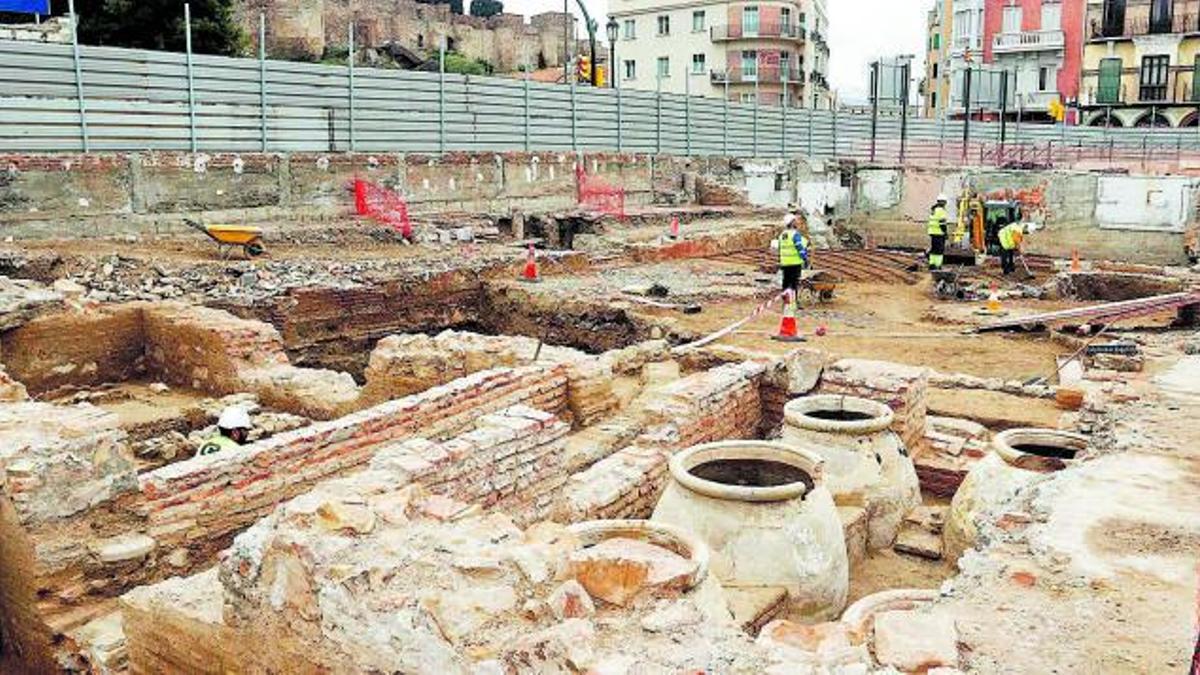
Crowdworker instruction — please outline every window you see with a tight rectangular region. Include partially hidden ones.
[1038,65,1056,91]
[931,91,938,109]
[742,50,758,80]
[933,62,939,78]
[656,15,670,36]
[623,59,636,80]
[933,33,940,49]
[743,6,760,36]
[1041,3,1061,31]
[1098,57,1121,103]
[623,19,635,39]
[1150,0,1172,34]
[780,7,791,29]
[1139,55,1168,101]
[1002,5,1021,33]
[692,10,705,32]
[692,53,706,74]
[657,56,670,79]
[1102,0,1125,38]
[740,92,756,104]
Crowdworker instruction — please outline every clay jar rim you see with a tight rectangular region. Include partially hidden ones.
[568,519,709,591]
[669,440,824,503]
[993,428,1089,468]
[783,394,895,436]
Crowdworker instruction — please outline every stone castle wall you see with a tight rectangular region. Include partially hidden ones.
[238,0,574,70]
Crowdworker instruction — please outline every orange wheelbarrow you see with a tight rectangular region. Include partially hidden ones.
[184,218,266,259]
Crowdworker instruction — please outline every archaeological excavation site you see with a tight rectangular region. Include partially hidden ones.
[0,151,1198,675]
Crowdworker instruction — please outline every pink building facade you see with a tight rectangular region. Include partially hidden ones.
[980,0,1085,122]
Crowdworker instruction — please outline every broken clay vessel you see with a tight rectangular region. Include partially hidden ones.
[782,394,921,550]
[651,440,849,622]
[567,519,731,624]
[944,428,1088,562]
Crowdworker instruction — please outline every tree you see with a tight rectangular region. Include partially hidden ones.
[469,0,503,18]
[4,0,245,55]
[442,51,491,75]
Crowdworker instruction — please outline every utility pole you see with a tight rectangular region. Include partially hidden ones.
[869,61,879,162]
[563,0,570,84]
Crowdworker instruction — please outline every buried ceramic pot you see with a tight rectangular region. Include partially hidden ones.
[782,395,921,550]
[944,428,1089,563]
[567,519,732,625]
[650,440,849,622]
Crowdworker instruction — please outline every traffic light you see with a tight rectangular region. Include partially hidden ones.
[577,55,591,83]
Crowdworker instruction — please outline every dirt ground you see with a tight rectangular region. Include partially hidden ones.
[649,276,1075,381]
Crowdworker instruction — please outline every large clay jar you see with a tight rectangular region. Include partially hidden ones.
[651,440,849,622]
[782,395,921,550]
[944,428,1088,563]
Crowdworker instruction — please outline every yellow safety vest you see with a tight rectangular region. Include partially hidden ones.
[197,434,240,457]
[927,206,948,236]
[999,224,1023,251]
[779,231,808,267]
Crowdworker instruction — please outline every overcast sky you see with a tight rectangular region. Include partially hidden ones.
[499,0,931,104]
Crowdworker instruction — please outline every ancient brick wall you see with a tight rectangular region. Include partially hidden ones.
[562,362,765,521]
[142,303,289,393]
[136,365,568,571]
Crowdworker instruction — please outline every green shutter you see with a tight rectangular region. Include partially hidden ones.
[1098,58,1121,103]
[1193,58,1200,101]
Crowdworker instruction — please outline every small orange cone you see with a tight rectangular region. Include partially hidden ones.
[669,216,680,239]
[985,283,1002,313]
[772,291,806,342]
[1070,249,1081,273]
[520,243,540,282]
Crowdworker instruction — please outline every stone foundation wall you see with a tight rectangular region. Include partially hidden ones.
[0,364,566,671]
[0,305,146,395]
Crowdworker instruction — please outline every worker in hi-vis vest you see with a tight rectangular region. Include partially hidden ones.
[197,406,252,456]
[998,222,1029,276]
[771,212,811,300]
[927,194,950,270]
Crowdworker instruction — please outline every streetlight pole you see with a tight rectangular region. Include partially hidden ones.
[606,17,618,89]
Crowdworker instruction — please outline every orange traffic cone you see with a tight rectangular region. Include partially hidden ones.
[984,283,1003,313]
[772,291,806,342]
[669,216,680,239]
[520,244,540,282]
[1070,249,1081,273]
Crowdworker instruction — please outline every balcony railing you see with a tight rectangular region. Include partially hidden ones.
[710,23,806,41]
[1081,79,1200,106]
[711,65,805,85]
[1088,13,1200,40]
[810,70,829,89]
[992,29,1065,53]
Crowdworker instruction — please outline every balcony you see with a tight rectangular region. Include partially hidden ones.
[810,70,829,89]
[1013,90,1062,109]
[1088,12,1200,41]
[711,65,805,85]
[711,23,806,42]
[992,29,1065,54]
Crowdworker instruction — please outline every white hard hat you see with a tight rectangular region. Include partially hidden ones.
[1025,223,1040,234]
[217,406,252,431]
[783,213,797,227]
[936,194,949,203]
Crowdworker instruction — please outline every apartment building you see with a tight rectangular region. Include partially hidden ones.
[606,0,832,108]
[980,0,1085,123]
[925,2,948,116]
[1079,0,1200,127]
